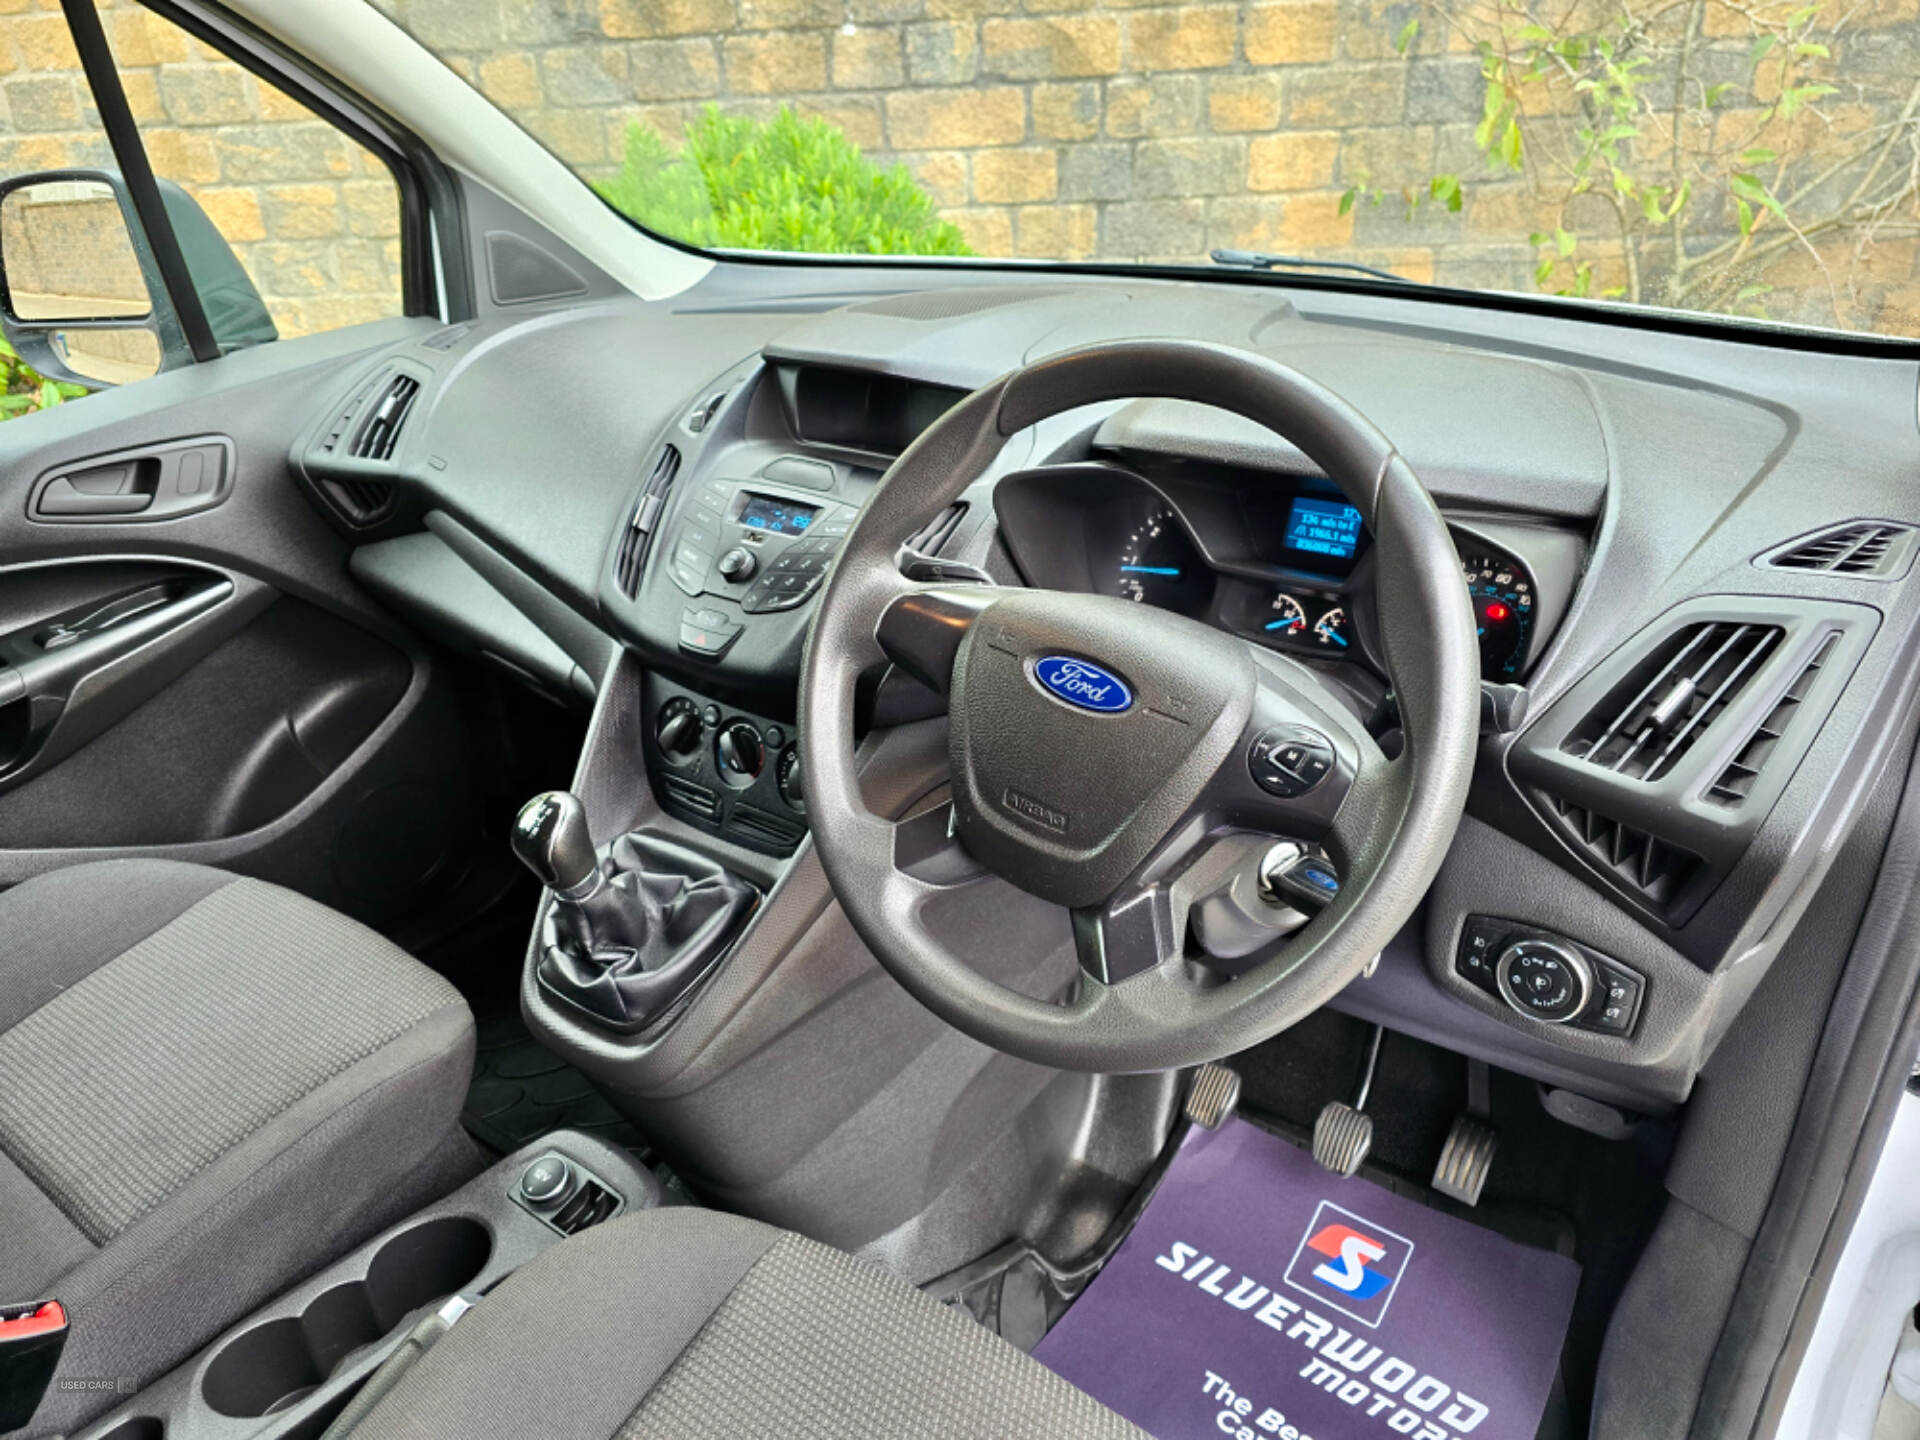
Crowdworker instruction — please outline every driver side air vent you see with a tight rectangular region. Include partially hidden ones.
[1707,631,1840,805]
[614,444,682,598]
[1761,521,1917,579]
[1536,792,1702,908]
[1562,622,1783,781]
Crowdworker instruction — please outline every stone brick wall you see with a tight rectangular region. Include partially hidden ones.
[372,0,1920,331]
[0,1,401,340]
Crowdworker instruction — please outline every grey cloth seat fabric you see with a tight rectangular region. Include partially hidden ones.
[352,1207,1147,1440]
[0,859,479,1439]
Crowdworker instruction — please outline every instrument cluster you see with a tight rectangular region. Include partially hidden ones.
[1091,490,1542,681]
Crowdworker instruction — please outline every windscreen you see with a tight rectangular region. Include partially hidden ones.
[375,0,1920,341]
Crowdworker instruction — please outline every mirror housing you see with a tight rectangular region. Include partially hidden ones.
[0,169,276,388]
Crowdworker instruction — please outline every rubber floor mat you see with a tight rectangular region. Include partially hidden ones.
[461,1012,647,1157]
[1035,1117,1579,1440]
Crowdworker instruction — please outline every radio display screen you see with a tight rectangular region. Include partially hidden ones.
[738,493,820,536]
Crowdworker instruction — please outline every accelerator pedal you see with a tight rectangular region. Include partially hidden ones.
[1433,1059,1499,1206]
[1184,1063,1242,1130]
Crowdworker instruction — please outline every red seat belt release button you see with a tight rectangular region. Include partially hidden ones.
[0,1299,70,1431]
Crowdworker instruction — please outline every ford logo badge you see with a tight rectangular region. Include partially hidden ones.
[1032,655,1133,714]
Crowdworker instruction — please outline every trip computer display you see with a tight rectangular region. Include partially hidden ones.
[1283,496,1365,562]
[738,493,820,536]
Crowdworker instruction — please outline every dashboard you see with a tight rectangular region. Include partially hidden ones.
[315,265,1920,1114]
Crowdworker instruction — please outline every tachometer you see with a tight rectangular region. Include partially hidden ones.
[1263,593,1308,638]
[1462,553,1535,679]
[1111,501,1213,616]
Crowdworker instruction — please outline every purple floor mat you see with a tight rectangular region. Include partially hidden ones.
[1034,1118,1579,1440]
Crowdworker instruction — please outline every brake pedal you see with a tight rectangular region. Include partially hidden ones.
[1312,1024,1384,1177]
[1185,1063,1241,1130]
[1433,1060,1498,1206]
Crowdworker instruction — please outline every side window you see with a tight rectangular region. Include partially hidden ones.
[0,3,408,420]
[104,6,405,340]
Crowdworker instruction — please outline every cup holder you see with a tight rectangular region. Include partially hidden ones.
[201,1216,490,1419]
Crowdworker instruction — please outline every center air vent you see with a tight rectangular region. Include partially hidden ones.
[906,503,967,556]
[613,444,681,598]
[1761,521,1917,579]
[1563,622,1782,781]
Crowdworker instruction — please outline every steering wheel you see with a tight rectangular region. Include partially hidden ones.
[799,339,1479,1073]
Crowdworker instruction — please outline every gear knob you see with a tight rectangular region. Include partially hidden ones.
[512,791,598,894]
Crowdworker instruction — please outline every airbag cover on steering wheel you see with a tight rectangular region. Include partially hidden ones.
[949,589,1254,908]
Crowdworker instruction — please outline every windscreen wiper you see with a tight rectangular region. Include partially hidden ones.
[1209,249,1409,283]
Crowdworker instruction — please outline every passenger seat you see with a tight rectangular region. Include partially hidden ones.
[0,859,478,1438]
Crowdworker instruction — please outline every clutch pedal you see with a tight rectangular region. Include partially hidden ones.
[1312,1024,1383,1177]
[1433,1059,1499,1206]
[1185,1062,1242,1130]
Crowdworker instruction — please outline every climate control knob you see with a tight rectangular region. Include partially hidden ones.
[716,722,764,785]
[777,747,805,812]
[655,697,702,760]
[1495,939,1593,1025]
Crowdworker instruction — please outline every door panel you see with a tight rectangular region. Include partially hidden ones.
[0,323,479,927]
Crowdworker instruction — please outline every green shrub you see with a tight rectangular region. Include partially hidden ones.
[595,106,973,258]
[0,336,85,421]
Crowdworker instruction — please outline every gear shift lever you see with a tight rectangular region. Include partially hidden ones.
[512,791,601,899]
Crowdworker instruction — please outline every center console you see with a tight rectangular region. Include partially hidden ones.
[71,1133,661,1440]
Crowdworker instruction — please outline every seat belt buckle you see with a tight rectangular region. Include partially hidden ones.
[0,1298,69,1432]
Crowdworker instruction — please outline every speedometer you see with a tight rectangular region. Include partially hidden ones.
[1111,501,1214,617]
[1462,553,1535,679]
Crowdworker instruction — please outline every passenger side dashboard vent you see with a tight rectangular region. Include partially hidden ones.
[345,372,420,462]
[1535,792,1702,910]
[1562,622,1782,781]
[614,444,681,598]
[1761,520,1917,579]
[317,478,394,525]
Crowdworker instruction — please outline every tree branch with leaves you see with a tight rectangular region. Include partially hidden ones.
[1345,0,1920,331]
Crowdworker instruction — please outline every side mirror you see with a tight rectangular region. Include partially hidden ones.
[0,169,276,389]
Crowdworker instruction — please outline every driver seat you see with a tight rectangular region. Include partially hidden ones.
[347,1207,1146,1440]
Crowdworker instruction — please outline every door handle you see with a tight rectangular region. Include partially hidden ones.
[27,438,230,523]
[35,477,153,516]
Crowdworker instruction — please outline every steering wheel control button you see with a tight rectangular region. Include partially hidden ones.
[1247,725,1336,798]
[1495,939,1593,1025]
[679,607,742,659]
[717,547,758,583]
[518,1154,573,1206]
